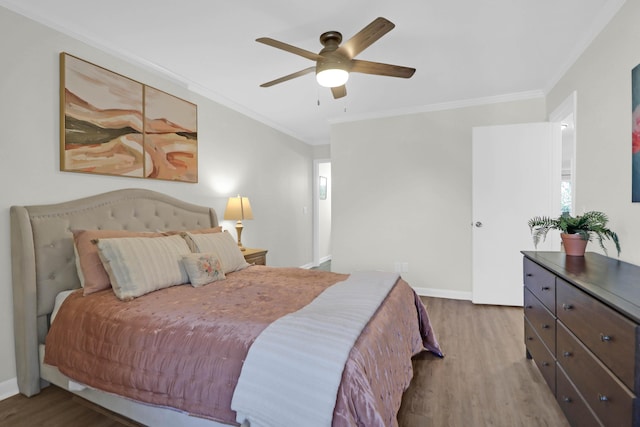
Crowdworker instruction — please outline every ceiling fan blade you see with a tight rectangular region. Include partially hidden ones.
[331,85,347,99]
[260,66,316,87]
[256,37,322,61]
[337,17,395,59]
[350,59,415,78]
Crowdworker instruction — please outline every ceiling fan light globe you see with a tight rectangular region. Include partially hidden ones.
[316,68,349,88]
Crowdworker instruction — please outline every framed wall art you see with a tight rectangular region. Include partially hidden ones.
[60,53,198,183]
[633,63,640,201]
[319,176,327,200]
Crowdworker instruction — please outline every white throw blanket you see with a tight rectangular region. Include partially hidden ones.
[231,271,400,427]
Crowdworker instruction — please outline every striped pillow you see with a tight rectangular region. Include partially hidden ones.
[72,229,163,295]
[96,234,191,300]
[183,231,249,274]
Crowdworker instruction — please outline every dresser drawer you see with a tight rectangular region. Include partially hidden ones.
[525,318,556,394]
[524,287,556,354]
[556,364,604,427]
[557,322,635,427]
[523,258,556,313]
[556,278,637,390]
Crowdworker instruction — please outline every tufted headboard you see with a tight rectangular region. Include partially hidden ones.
[10,188,218,396]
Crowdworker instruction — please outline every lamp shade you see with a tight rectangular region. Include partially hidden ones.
[224,196,254,221]
[316,68,349,88]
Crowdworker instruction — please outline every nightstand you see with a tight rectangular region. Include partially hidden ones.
[243,248,268,265]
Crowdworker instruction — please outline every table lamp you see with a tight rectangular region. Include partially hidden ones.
[223,195,253,251]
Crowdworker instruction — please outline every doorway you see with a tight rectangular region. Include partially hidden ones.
[313,160,332,267]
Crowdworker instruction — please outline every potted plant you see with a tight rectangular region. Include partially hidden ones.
[528,211,621,257]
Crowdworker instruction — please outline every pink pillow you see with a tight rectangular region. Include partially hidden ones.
[73,226,222,295]
[73,229,162,295]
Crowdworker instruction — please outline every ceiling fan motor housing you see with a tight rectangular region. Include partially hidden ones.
[316,31,351,87]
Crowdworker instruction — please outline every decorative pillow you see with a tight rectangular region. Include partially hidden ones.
[161,225,222,236]
[189,226,223,234]
[96,234,192,300]
[73,227,222,295]
[183,231,249,274]
[181,253,226,287]
[169,226,222,251]
[72,229,163,295]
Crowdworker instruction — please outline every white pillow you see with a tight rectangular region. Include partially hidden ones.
[183,231,249,274]
[182,253,226,287]
[96,234,191,300]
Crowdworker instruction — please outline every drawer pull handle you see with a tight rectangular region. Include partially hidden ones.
[562,303,573,310]
[598,394,609,402]
[542,324,550,329]
[600,334,612,342]
[526,273,533,277]
[563,351,572,358]
[527,336,533,341]
[541,286,550,291]
[562,396,572,403]
[525,305,533,309]
[542,361,549,367]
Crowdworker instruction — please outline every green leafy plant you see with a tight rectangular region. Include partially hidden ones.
[528,211,621,256]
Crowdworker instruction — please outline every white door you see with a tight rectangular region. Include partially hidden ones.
[472,123,561,306]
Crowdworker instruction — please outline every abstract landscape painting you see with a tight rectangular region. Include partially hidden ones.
[61,53,145,177]
[144,86,198,182]
[60,53,198,182]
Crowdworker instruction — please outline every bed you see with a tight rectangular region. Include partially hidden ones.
[10,188,441,427]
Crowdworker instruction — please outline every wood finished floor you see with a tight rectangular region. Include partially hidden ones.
[398,297,568,427]
[0,297,569,427]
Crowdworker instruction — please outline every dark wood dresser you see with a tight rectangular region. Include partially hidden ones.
[522,251,640,426]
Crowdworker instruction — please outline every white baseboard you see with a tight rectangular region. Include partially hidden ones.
[300,255,331,270]
[0,377,19,401]
[412,287,472,301]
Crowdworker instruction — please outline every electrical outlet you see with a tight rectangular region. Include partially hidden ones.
[394,262,402,273]
[402,262,409,273]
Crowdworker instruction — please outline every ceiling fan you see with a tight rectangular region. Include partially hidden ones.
[256,17,416,99]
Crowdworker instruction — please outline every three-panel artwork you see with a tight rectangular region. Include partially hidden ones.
[60,53,198,183]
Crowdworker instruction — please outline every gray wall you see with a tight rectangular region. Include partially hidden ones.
[331,99,547,297]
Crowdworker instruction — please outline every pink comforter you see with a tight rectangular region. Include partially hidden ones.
[45,266,441,426]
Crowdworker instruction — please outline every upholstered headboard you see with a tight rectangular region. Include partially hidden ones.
[10,188,218,396]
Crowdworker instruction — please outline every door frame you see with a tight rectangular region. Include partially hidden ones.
[549,91,577,215]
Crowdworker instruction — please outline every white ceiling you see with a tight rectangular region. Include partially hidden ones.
[0,0,625,145]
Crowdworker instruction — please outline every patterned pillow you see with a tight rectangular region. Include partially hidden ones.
[183,231,250,274]
[96,234,191,300]
[182,253,226,287]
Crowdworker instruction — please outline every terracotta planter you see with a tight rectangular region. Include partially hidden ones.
[561,233,588,256]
